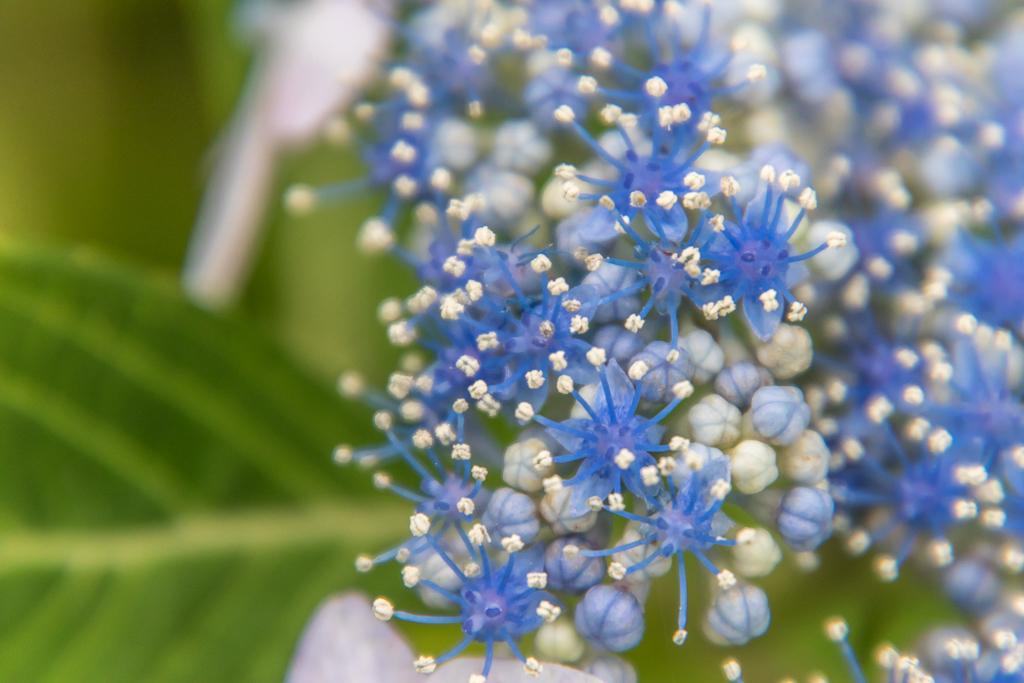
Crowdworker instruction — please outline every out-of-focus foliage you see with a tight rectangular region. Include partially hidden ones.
[0,238,408,682]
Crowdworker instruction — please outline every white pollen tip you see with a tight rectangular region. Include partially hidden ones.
[554,105,576,124]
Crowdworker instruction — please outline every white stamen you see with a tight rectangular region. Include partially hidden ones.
[570,316,590,334]
[456,355,481,377]
[410,513,431,537]
[414,656,436,674]
[373,598,394,621]
[554,105,576,124]
[628,360,650,380]
[502,534,525,553]
[640,465,660,486]
[826,231,848,248]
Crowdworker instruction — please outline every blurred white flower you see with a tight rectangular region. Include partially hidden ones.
[183,0,390,308]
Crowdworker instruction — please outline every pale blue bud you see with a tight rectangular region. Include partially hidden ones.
[750,386,811,445]
[777,486,834,551]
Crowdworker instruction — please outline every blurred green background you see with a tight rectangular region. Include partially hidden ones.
[0,1,966,681]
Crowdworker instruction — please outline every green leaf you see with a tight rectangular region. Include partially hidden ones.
[0,238,406,682]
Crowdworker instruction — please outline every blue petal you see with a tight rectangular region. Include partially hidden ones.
[742,286,785,341]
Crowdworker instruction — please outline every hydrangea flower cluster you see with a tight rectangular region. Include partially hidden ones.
[285,0,1024,680]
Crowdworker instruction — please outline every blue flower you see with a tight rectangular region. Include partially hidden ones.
[940,229,1024,332]
[572,5,754,137]
[698,177,835,340]
[381,539,557,679]
[365,433,487,567]
[459,275,599,409]
[525,66,591,131]
[829,426,975,573]
[533,360,685,515]
[582,450,737,641]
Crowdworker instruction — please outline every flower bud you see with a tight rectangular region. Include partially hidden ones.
[481,488,539,546]
[705,584,771,646]
[583,656,638,683]
[733,528,783,577]
[575,586,645,651]
[541,485,599,535]
[535,619,586,663]
[780,430,829,485]
[503,438,554,492]
[714,361,772,409]
[756,325,813,379]
[544,536,606,594]
[729,440,779,494]
[628,341,695,402]
[777,486,834,551]
[750,386,812,445]
[680,329,725,384]
[689,394,742,447]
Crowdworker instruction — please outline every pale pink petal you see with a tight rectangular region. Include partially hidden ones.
[432,658,603,683]
[285,593,419,683]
